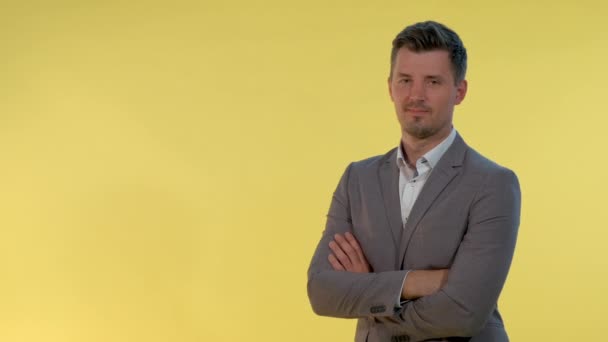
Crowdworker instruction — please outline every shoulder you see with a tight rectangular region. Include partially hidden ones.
[336,148,397,186]
[350,147,397,170]
[463,146,520,192]
[465,148,503,171]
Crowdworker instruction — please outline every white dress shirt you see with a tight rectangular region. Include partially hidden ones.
[397,128,457,226]
[395,128,457,306]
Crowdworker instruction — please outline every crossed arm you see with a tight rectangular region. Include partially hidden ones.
[328,232,448,300]
[307,164,521,340]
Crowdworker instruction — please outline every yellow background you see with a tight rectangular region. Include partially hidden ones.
[1,1,606,341]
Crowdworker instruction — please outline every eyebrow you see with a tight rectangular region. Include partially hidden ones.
[395,73,444,80]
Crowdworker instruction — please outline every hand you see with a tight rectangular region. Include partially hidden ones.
[328,232,371,273]
[402,269,449,300]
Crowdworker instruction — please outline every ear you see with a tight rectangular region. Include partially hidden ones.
[454,79,468,105]
[387,77,394,102]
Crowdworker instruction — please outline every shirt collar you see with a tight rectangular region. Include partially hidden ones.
[397,128,457,170]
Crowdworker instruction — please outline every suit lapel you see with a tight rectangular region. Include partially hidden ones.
[377,149,402,261]
[398,134,468,267]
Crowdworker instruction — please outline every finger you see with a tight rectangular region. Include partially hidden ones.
[328,253,345,271]
[334,234,360,265]
[329,240,353,269]
[345,232,368,263]
[329,240,353,270]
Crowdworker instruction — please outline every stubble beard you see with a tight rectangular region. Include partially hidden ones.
[403,116,440,140]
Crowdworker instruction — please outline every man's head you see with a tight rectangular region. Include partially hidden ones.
[388,21,468,141]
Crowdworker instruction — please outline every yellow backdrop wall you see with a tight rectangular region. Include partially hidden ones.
[1,1,606,341]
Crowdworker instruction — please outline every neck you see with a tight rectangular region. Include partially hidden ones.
[401,127,452,166]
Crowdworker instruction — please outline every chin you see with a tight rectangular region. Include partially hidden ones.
[404,125,438,140]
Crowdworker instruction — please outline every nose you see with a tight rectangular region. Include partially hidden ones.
[408,81,426,101]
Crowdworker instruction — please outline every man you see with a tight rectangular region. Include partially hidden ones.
[307,21,521,342]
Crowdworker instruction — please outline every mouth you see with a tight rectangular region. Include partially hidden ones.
[406,108,430,114]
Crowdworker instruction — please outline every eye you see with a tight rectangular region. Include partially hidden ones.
[398,78,411,84]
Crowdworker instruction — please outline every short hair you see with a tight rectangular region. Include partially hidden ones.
[390,21,467,84]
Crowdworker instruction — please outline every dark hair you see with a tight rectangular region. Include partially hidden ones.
[390,21,467,84]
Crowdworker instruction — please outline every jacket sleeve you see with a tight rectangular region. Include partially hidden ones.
[307,163,408,318]
[390,168,521,340]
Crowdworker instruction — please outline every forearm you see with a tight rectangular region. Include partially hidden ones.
[401,269,449,300]
[307,267,408,318]
[376,260,510,339]
[308,214,407,318]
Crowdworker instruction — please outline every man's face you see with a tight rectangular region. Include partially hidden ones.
[388,48,467,140]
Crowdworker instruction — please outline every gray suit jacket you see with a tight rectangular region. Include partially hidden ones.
[307,134,521,342]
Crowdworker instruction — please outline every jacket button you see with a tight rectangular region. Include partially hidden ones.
[370,305,386,313]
